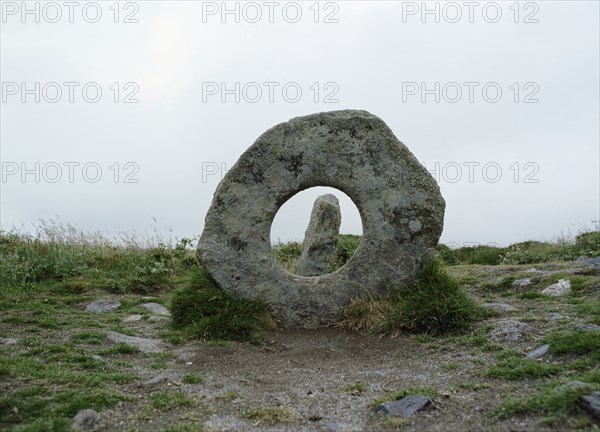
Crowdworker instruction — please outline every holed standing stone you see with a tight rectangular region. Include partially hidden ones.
[198,110,445,328]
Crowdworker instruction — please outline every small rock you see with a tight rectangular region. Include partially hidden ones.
[541,279,571,297]
[488,320,533,343]
[106,331,164,353]
[91,355,105,362]
[481,303,517,314]
[512,278,533,289]
[72,408,100,430]
[580,391,600,420]
[375,395,432,417]
[574,256,600,274]
[141,302,170,316]
[527,344,549,359]
[86,300,121,313]
[575,324,600,332]
[548,313,563,321]
[148,315,170,322]
[123,314,142,323]
[1,338,18,346]
[325,423,339,431]
[525,267,541,273]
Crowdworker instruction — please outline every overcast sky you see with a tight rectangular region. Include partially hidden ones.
[1,1,598,247]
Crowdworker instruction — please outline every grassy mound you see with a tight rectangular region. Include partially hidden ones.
[170,268,273,342]
[339,257,484,335]
[437,228,600,266]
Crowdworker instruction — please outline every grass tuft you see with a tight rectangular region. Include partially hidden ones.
[170,267,272,342]
[339,257,483,335]
[240,407,294,425]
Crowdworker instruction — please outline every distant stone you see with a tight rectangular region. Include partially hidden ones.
[580,392,600,420]
[541,279,571,297]
[527,344,549,359]
[375,395,432,417]
[548,313,563,321]
[72,409,100,430]
[91,355,105,362]
[512,278,533,289]
[1,338,17,346]
[86,300,121,313]
[325,423,339,431]
[148,315,170,322]
[141,303,170,316]
[488,320,533,343]
[296,194,341,277]
[575,324,600,332]
[106,331,164,353]
[573,256,600,275]
[123,314,142,323]
[481,303,517,314]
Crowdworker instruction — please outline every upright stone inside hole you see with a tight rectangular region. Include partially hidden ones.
[296,194,341,276]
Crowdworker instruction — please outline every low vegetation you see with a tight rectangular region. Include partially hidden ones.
[338,257,485,335]
[240,406,295,425]
[0,221,599,430]
[369,386,438,408]
[169,268,273,342]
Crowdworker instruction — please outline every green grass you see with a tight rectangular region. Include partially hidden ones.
[339,258,484,335]
[0,221,198,296]
[100,343,140,356]
[486,351,563,380]
[169,267,273,342]
[370,386,437,408]
[544,329,600,362]
[437,228,599,266]
[240,407,294,425]
[495,370,600,423]
[149,392,196,411]
[183,373,204,384]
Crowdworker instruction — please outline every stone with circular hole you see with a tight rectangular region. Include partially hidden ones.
[198,110,445,328]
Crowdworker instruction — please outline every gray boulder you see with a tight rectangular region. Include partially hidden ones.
[580,391,600,420]
[296,194,341,276]
[541,279,571,297]
[576,324,600,332]
[106,331,164,353]
[72,409,100,430]
[527,344,549,359]
[141,302,170,316]
[198,110,445,328]
[512,278,533,290]
[488,320,533,343]
[85,300,121,313]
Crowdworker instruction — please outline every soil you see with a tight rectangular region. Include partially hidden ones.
[2,262,599,431]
